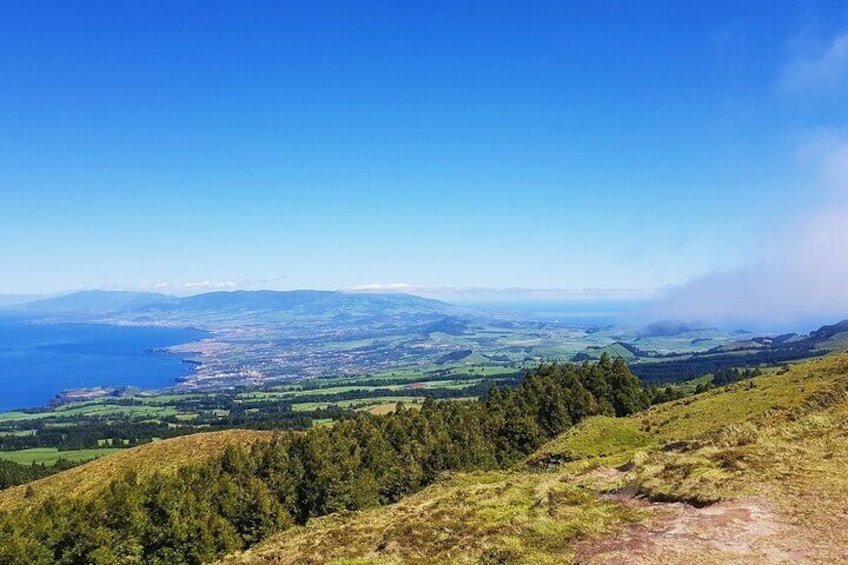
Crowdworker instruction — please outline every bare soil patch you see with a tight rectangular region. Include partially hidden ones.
[577,496,817,564]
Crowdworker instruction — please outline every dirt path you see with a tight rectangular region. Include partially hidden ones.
[576,496,818,564]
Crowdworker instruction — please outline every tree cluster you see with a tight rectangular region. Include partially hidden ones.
[0,356,649,565]
[693,367,764,394]
[630,347,816,383]
[0,459,78,490]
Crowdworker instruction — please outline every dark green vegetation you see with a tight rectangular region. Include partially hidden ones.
[573,320,848,383]
[693,366,763,393]
[0,449,128,491]
[0,366,520,463]
[0,430,272,513]
[0,396,312,452]
[0,447,123,466]
[626,339,824,382]
[0,357,648,565]
[0,459,78,490]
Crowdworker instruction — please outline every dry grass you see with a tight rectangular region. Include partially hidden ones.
[220,470,643,565]
[219,353,848,564]
[573,405,848,563]
[637,354,848,440]
[0,429,273,512]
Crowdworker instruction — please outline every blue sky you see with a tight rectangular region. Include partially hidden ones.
[2,1,848,304]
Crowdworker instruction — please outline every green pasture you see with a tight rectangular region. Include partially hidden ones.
[0,447,122,466]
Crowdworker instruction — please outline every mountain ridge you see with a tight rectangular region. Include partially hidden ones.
[11,289,474,327]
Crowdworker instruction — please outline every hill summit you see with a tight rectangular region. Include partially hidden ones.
[14,289,472,327]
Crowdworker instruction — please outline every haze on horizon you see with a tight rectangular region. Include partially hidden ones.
[2,2,848,328]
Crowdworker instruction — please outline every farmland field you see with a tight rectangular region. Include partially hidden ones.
[0,447,122,465]
[0,363,522,465]
[2,314,845,473]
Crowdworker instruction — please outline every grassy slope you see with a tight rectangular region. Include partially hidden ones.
[817,330,848,352]
[0,429,272,512]
[220,353,848,565]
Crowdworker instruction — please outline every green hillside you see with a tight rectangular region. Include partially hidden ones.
[220,354,848,564]
[0,358,650,564]
[0,429,273,513]
[3,355,848,564]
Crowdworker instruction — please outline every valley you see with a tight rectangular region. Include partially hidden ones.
[2,290,847,487]
[6,290,838,397]
[6,4,846,562]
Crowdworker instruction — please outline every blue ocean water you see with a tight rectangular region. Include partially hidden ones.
[0,316,207,412]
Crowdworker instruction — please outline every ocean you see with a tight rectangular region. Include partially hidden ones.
[0,316,207,412]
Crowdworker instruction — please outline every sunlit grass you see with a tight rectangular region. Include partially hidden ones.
[0,429,273,512]
[219,353,848,564]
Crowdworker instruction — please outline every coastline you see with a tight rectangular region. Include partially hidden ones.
[0,321,210,413]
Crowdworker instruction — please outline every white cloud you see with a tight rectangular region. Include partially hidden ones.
[126,280,242,295]
[799,132,848,192]
[122,276,289,296]
[652,136,848,328]
[342,283,432,294]
[782,31,848,92]
[163,280,239,291]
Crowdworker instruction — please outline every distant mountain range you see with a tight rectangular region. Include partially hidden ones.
[15,290,175,315]
[5,288,848,393]
[9,289,474,328]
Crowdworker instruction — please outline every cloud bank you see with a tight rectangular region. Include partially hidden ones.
[649,28,848,331]
[115,276,288,296]
[653,135,848,330]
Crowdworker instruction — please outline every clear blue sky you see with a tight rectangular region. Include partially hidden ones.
[2,1,848,296]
